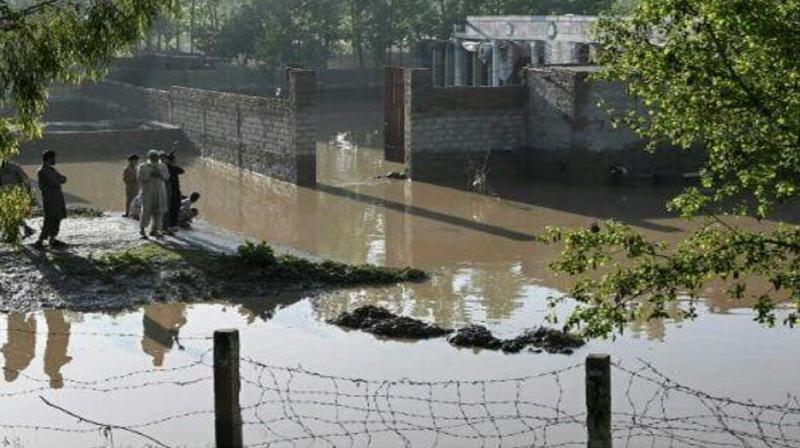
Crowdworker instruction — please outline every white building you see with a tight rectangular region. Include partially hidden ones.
[422,15,599,87]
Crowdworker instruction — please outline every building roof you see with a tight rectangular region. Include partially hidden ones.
[454,15,597,43]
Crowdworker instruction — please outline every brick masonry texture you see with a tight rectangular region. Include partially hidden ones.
[79,70,317,187]
[403,67,703,184]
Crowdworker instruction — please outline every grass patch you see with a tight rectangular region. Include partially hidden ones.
[97,244,184,275]
[33,240,426,292]
[224,241,426,285]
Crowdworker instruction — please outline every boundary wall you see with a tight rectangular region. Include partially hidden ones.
[80,70,317,186]
[403,67,703,184]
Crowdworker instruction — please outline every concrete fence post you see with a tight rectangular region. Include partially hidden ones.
[586,353,612,448]
[214,329,242,448]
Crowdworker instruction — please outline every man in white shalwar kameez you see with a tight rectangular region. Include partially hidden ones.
[137,150,170,239]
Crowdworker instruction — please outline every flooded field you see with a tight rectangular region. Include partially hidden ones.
[2,98,799,447]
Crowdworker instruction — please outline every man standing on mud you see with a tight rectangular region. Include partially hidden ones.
[138,149,170,239]
[0,159,36,238]
[122,154,140,217]
[34,150,68,249]
[162,152,184,235]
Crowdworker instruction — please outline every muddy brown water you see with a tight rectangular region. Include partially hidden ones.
[3,124,800,445]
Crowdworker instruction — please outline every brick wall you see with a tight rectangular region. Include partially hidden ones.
[404,69,528,182]
[400,67,702,186]
[79,70,317,186]
[525,67,703,183]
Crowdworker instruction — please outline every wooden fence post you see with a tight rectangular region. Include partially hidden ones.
[214,329,243,448]
[586,353,612,448]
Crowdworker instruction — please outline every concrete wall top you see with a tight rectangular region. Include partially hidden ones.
[455,15,597,43]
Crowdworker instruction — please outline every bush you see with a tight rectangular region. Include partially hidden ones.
[0,187,33,244]
[235,241,277,267]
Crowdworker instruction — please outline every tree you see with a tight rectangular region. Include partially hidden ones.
[0,0,177,243]
[547,0,800,337]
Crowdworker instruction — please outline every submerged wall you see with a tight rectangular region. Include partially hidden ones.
[80,70,317,186]
[526,67,703,183]
[402,67,702,185]
[404,69,528,182]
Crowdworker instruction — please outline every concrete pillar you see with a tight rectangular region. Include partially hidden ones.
[453,42,466,86]
[569,42,582,64]
[530,41,544,66]
[472,51,481,86]
[491,40,500,87]
[444,42,452,87]
[431,43,443,87]
[289,69,317,187]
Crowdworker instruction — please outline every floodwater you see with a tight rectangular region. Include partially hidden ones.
[2,98,799,447]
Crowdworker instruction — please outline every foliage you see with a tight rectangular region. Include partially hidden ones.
[188,0,617,68]
[98,244,183,275]
[235,241,277,267]
[0,186,33,244]
[546,0,800,337]
[231,241,427,285]
[0,0,177,243]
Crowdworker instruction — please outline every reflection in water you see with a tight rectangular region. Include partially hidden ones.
[43,310,72,388]
[1,314,36,382]
[19,140,779,336]
[141,304,187,367]
[16,96,800,342]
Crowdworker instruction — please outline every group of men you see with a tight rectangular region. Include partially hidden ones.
[0,148,201,248]
[123,150,201,240]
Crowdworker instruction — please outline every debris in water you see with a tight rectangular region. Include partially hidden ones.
[330,308,585,354]
[448,325,584,354]
[448,325,504,350]
[375,171,408,180]
[328,306,452,339]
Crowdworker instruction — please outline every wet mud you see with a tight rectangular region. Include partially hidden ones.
[329,305,453,339]
[329,307,584,354]
[0,216,425,314]
[448,325,585,354]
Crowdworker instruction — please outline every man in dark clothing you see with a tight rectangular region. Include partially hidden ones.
[34,150,67,249]
[162,152,184,235]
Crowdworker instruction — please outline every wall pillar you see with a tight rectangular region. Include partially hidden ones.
[530,41,544,66]
[453,41,466,86]
[289,69,317,187]
[568,42,583,64]
[444,42,452,87]
[491,40,501,87]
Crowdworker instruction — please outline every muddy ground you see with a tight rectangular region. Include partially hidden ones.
[0,213,425,314]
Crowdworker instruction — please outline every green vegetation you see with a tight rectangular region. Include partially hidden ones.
[157,0,620,68]
[0,187,33,244]
[40,240,426,291]
[98,244,184,275]
[0,0,177,243]
[547,0,800,337]
[228,241,427,285]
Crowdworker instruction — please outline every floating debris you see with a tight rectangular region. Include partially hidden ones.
[328,306,452,339]
[330,307,585,354]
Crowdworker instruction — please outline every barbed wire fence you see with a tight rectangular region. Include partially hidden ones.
[0,328,798,448]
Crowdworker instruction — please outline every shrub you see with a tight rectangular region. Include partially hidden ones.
[0,186,33,244]
[235,241,277,267]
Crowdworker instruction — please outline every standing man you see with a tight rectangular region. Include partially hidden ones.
[122,154,140,217]
[138,149,169,239]
[34,150,68,249]
[0,159,35,237]
[162,152,185,235]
